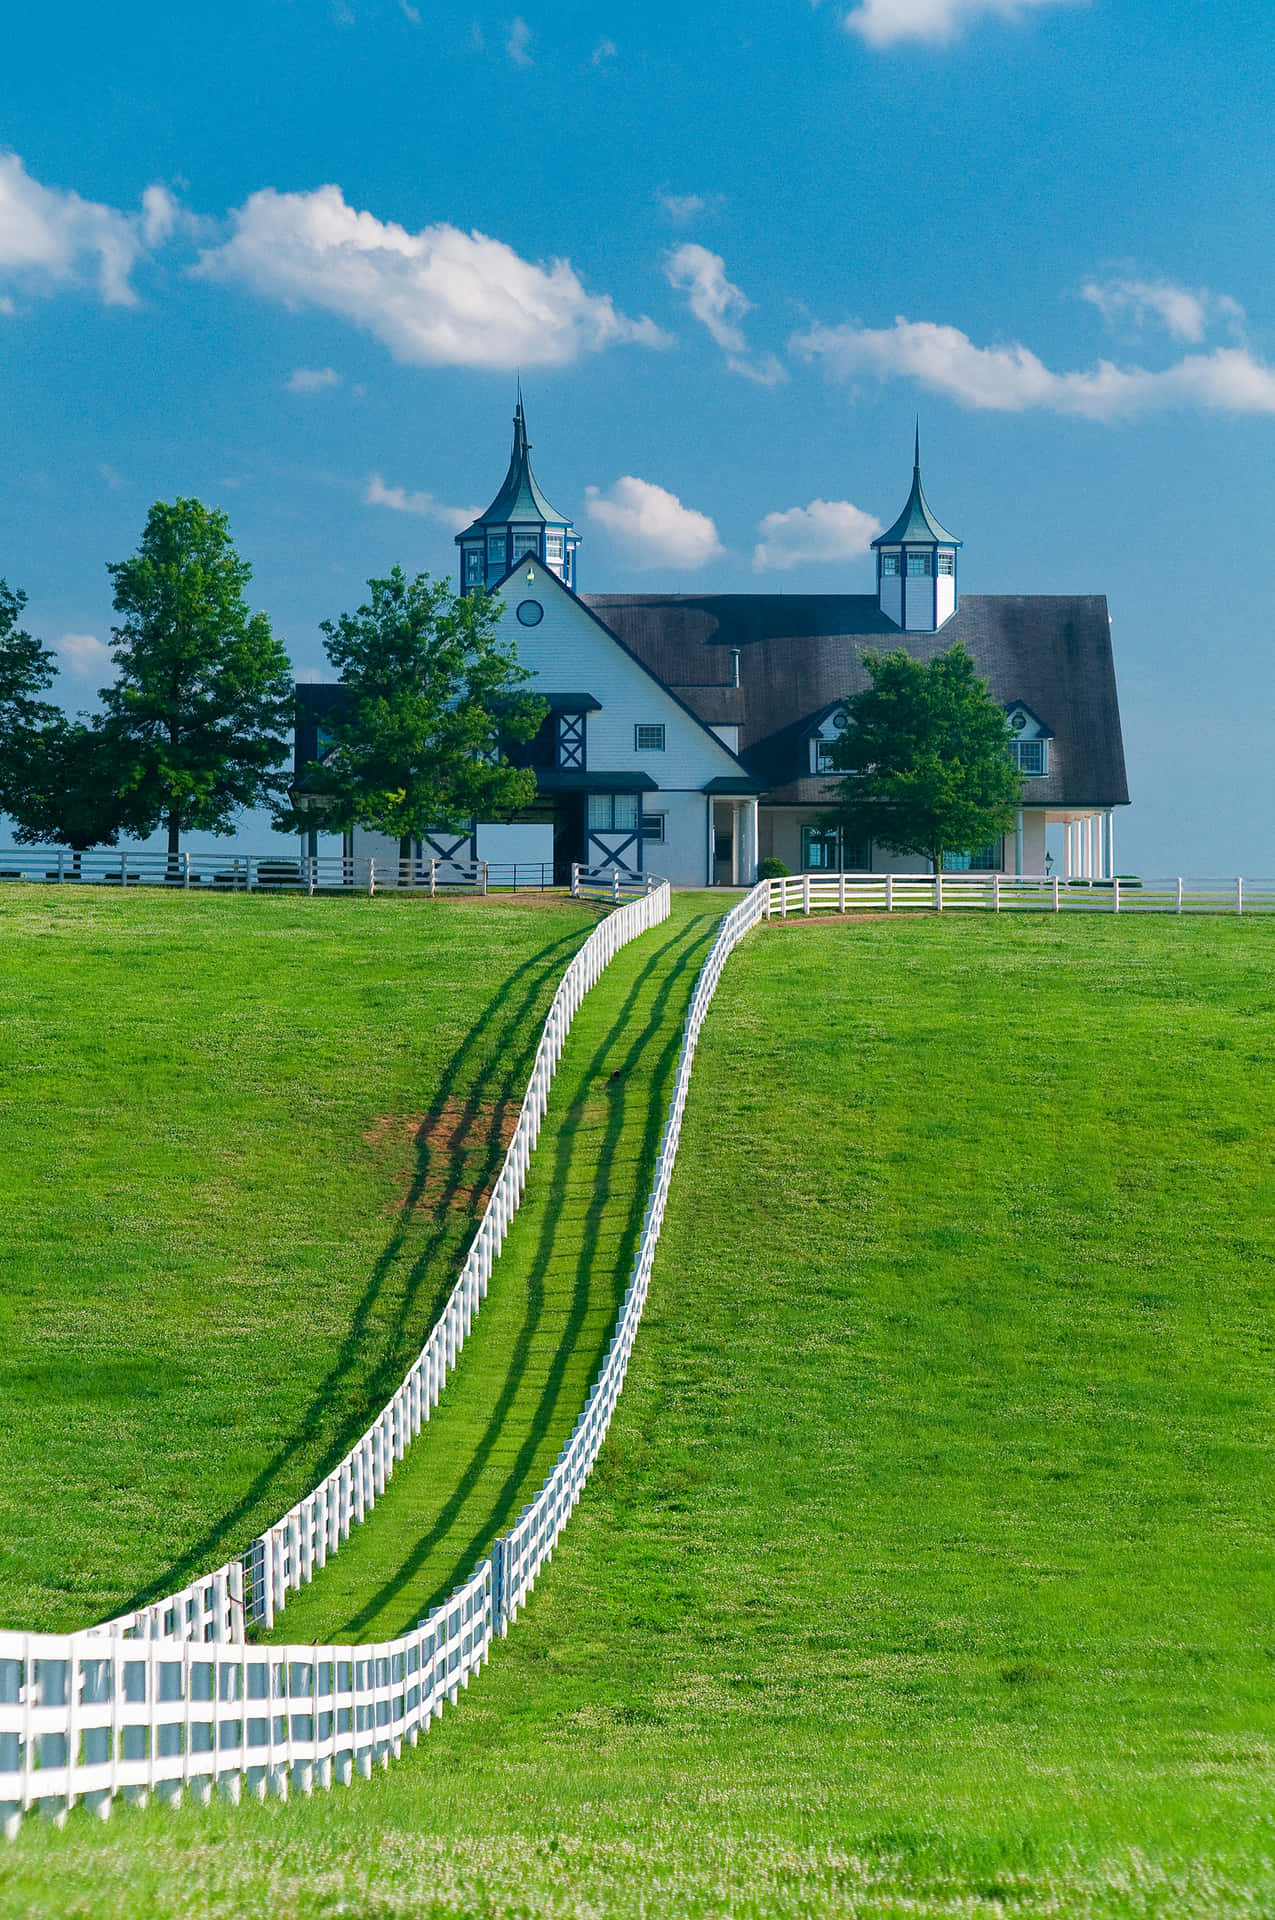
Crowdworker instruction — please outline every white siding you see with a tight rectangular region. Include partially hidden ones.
[935,573,956,628]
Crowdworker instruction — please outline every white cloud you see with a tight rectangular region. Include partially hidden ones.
[666,243,749,352]
[657,191,721,226]
[59,632,113,678]
[845,0,1073,47]
[0,151,148,305]
[286,364,343,393]
[753,499,883,572]
[592,35,617,63]
[793,314,1275,419]
[1080,276,1244,346]
[365,474,476,531]
[585,476,723,570]
[197,185,668,370]
[399,0,422,21]
[665,243,787,385]
[506,16,534,65]
[0,295,14,316]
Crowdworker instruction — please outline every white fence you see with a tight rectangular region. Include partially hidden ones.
[5,863,1273,1833]
[764,872,1275,915]
[90,875,669,1649]
[0,848,558,894]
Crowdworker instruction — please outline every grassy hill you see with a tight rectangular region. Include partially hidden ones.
[3,908,1274,1917]
[0,886,600,1632]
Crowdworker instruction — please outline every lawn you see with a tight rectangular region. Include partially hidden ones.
[3,910,1274,1918]
[0,885,600,1633]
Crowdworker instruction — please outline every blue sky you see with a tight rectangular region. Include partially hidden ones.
[1,0,1271,871]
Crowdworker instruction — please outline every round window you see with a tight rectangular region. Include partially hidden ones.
[516,599,544,626]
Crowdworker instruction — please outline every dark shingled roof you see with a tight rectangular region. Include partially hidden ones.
[583,593,1128,809]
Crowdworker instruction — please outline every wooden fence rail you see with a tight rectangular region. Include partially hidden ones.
[763,872,1275,916]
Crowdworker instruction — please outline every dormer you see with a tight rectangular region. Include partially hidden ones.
[803,701,850,775]
[871,428,961,633]
[455,390,580,593]
[1005,702,1054,776]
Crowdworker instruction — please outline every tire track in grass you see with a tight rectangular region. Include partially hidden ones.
[264,895,721,1644]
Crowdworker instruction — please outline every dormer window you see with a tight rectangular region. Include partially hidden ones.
[812,738,839,774]
[880,552,900,576]
[906,552,931,577]
[1011,739,1048,775]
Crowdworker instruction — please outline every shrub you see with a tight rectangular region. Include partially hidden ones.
[757,857,790,880]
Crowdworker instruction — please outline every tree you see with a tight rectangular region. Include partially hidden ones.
[9,719,124,871]
[0,579,61,823]
[826,643,1023,875]
[101,499,293,864]
[280,568,546,863]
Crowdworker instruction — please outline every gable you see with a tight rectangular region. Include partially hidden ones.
[494,558,755,790]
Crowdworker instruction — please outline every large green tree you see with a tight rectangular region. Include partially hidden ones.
[827,643,1022,874]
[9,719,124,871]
[281,568,546,862]
[102,499,293,862]
[0,579,61,824]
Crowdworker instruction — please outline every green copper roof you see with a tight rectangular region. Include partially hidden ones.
[457,394,572,538]
[871,428,962,549]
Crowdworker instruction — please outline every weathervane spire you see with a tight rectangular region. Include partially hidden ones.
[914,417,921,473]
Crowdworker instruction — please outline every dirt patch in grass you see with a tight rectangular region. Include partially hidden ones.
[364,1099,518,1216]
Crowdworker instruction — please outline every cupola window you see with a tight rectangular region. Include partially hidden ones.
[880,552,900,576]
[486,531,507,566]
[546,531,564,561]
[512,531,539,560]
[463,548,484,587]
[937,551,955,576]
[906,552,932,577]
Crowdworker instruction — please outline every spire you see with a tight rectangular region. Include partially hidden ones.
[871,429,961,550]
[454,391,581,590]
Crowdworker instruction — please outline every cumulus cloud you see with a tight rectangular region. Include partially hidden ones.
[1080,276,1244,345]
[592,35,617,63]
[365,473,476,530]
[506,16,534,64]
[585,476,723,569]
[753,499,883,572]
[793,314,1275,419]
[59,632,113,678]
[665,243,787,385]
[286,365,343,392]
[197,185,668,370]
[845,0,1073,47]
[0,151,151,305]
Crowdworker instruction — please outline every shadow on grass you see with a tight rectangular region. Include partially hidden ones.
[122,917,600,1614]
[331,906,719,1638]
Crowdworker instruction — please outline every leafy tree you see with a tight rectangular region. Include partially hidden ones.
[10,719,124,871]
[0,579,61,823]
[826,643,1022,875]
[101,499,293,863]
[281,568,546,863]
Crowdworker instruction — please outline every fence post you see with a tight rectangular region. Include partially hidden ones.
[481,861,489,897]
[802,873,810,916]
[885,873,894,913]
[57,850,65,883]
[184,851,191,891]
[571,863,580,898]
[367,859,375,897]
[121,852,127,888]
[1112,876,1120,913]
[1176,876,1183,913]
[838,871,846,914]
[307,856,316,897]
[1053,875,1060,913]
[1237,876,1244,916]
[934,872,943,912]
[993,872,1000,913]
[429,858,437,898]
[247,856,256,893]
[612,868,620,904]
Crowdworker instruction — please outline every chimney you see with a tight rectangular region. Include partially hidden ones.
[730,647,741,688]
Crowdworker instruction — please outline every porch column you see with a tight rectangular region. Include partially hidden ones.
[738,797,758,886]
[1107,809,1116,879]
[705,796,715,887]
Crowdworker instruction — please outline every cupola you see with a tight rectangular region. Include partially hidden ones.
[455,389,580,593]
[871,427,961,632]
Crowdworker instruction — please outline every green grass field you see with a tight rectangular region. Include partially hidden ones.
[3,907,1274,1917]
[0,885,600,1633]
